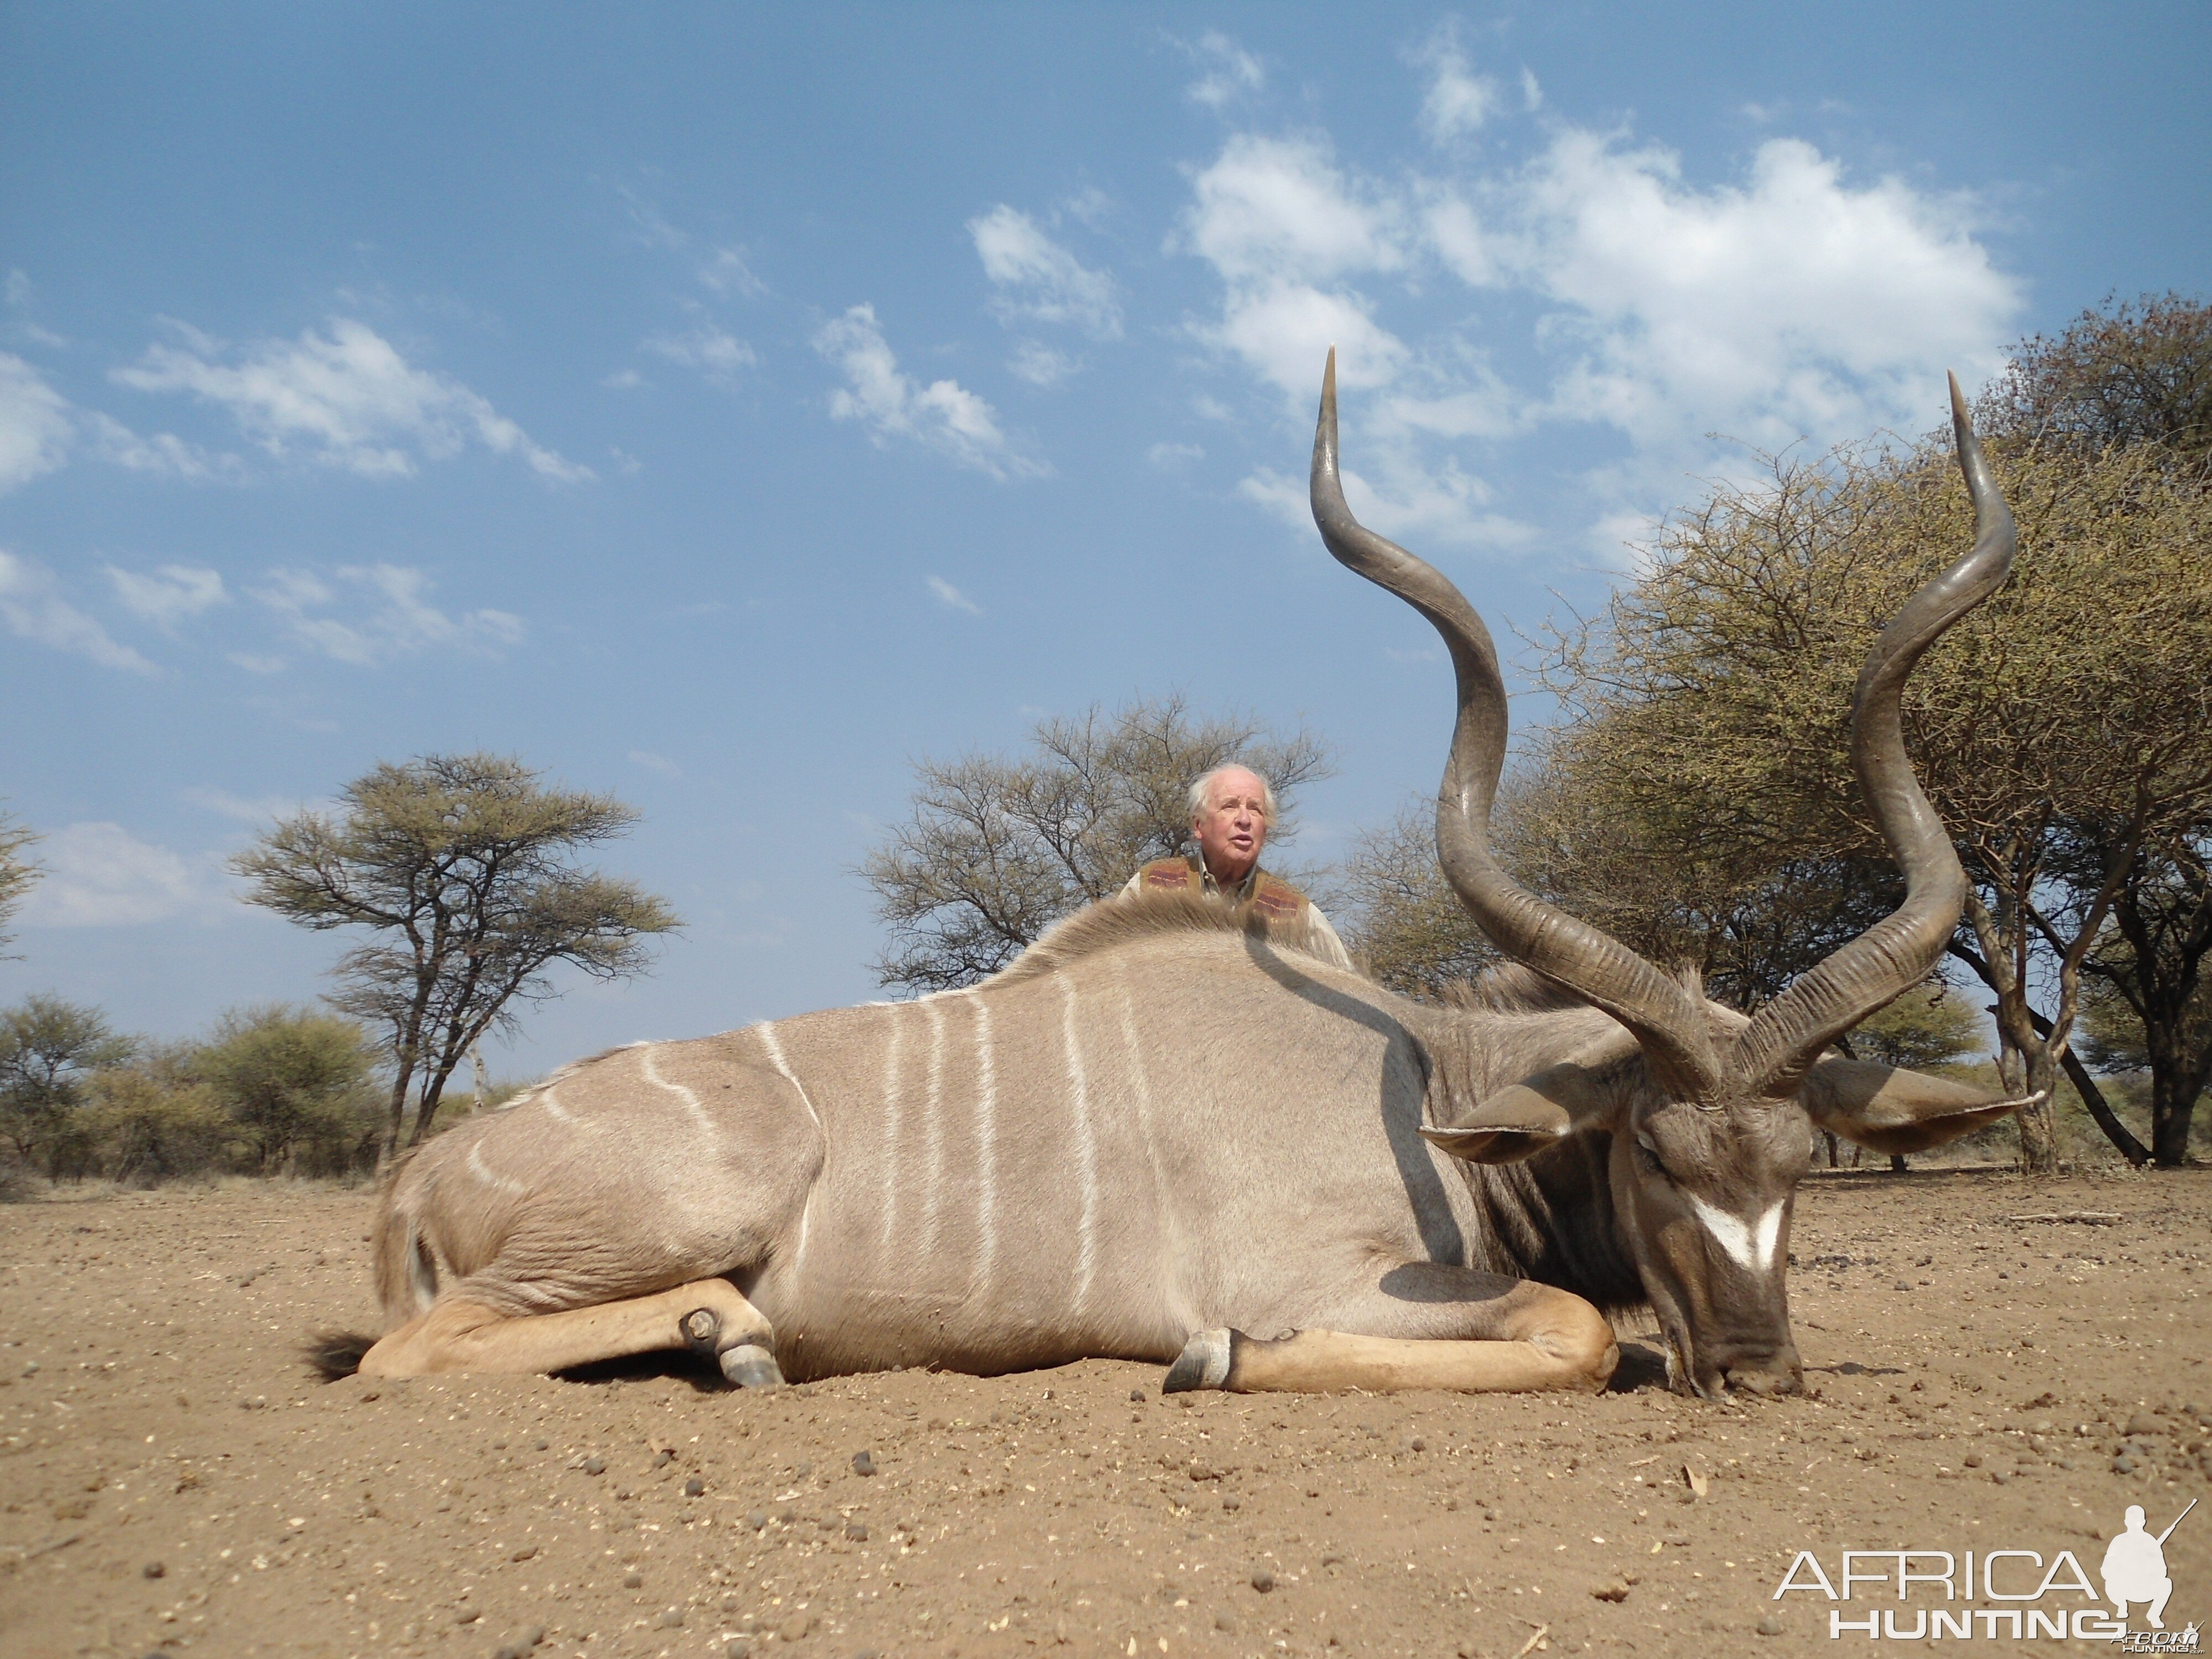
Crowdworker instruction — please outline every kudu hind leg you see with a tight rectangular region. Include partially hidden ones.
[358,1278,784,1386]
[1165,1275,1618,1396]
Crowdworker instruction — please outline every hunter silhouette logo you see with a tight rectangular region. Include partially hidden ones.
[1768,1496,2201,1644]
[2105,1500,2192,1630]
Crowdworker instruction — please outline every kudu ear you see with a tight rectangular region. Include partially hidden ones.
[1799,1057,2036,1155]
[1420,1062,1613,1165]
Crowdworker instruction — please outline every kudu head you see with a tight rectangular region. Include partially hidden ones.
[1310,351,2033,1400]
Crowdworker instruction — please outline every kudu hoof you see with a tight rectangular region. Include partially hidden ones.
[1163,1328,1235,1394]
[718,1343,786,1390]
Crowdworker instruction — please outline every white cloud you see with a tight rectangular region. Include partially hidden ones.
[969,206,1121,338]
[645,322,758,382]
[82,411,234,480]
[1181,134,1404,285]
[107,564,228,632]
[0,352,74,494]
[1007,341,1075,387]
[113,318,592,482]
[628,750,682,778]
[603,368,644,390]
[1215,280,1408,399]
[926,575,982,615]
[1175,88,2022,553]
[4,271,66,349]
[1147,441,1204,469]
[1181,30,1263,109]
[1422,190,1499,287]
[182,787,300,823]
[1238,457,1533,554]
[1178,134,1419,405]
[620,189,688,252]
[1,348,234,492]
[698,246,767,299]
[1413,27,1500,144]
[251,562,526,666]
[814,304,1043,479]
[1058,186,1114,229]
[619,190,770,298]
[1506,132,2021,451]
[14,822,205,926]
[0,549,157,674]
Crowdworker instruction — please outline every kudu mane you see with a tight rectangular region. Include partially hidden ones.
[984,888,1340,988]
[996,893,1612,1017]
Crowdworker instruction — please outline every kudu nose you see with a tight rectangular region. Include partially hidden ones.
[1718,1343,1804,1399]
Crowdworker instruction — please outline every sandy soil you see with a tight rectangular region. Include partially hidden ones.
[2,1170,2208,1659]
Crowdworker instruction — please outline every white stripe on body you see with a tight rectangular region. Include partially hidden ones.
[1112,964,1177,1258]
[536,1084,575,1123]
[754,1023,821,1129]
[1688,1196,1786,1272]
[639,1044,717,1137]
[467,1141,526,1196]
[922,999,947,1250]
[879,1001,906,1253]
[755,1021,822,1271]
[971,997,998,1295]
[1058,975,1099,1311]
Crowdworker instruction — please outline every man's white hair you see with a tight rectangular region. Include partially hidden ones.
[1187,765,1277,826]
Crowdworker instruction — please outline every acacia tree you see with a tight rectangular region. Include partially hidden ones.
[0,995,134,1176]
[1980,292,2212,461]
[1978,295,2212,1166]
[2062,823,2212,1165]
[1337,802,1499,998]
[192,1006,384,1174]
[233,754,680,1158]
[1533,431,2212,1170]
[0,807,39,957]
[863,693,1331,994]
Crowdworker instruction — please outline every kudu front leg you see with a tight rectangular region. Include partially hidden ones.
[1164,1278,1618,1396]
[359,1278,785,1387]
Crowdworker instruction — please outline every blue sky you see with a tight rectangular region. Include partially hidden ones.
[3,3,2206,1078]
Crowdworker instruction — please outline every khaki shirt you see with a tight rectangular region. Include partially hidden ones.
[1120,855,1354,971]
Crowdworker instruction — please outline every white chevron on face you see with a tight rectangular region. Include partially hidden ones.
[1688,1194,1785,1272]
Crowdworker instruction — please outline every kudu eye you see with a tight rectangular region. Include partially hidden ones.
[1633,1136,1668,1180]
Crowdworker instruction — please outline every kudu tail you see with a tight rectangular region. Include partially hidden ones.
[370,1144,441,1322]
[306,1151,441,1379]
[301,1148,441,1380]
[301,1331,377,1381]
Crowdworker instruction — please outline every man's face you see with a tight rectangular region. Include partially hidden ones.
[1193,769,1269,885]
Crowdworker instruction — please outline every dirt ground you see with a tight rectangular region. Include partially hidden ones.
[2,1170,2208,1659]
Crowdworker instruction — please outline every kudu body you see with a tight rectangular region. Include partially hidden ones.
[328,357,2026,1400]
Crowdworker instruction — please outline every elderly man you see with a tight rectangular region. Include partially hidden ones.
[1123,764,1353,969]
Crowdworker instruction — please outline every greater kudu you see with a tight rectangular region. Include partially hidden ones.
[317,354,2026,1400]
